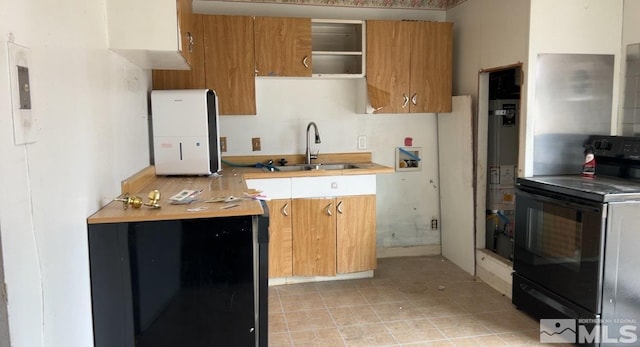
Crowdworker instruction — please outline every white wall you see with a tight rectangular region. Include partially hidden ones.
[222,78,443,248]
[523,0,624,176]
[620,0,640,134]
[446,0,530,102]
[446,0,530,251]
[0,0,151,346]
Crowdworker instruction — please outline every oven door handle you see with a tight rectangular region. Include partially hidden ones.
[517,190,603,213]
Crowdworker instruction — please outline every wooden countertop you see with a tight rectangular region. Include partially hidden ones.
[87,161,393,225]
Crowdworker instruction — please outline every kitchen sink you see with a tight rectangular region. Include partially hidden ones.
[265,163,360,172]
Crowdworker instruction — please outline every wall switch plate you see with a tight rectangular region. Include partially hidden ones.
[252,137,261,151]
[219,137,227,152]
[7,41,37,144]
[358,135,367,150]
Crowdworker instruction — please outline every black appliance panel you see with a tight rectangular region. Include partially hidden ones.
[514,189,605,313]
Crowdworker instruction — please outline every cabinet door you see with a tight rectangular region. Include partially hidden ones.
[292,198,336,276]
[336,195,377,274]
[203,15,256,115]
[366,20,411,114]
[254,17,312,77]
[177,0,193,65]
[152,14,206,90]
[267,199,293,278]
[409,21,453,113]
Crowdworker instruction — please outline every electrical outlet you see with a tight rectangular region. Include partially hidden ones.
[252,137,261,151]
[358,135,367,150]
[431,218,438,230]
[219,137,227,152]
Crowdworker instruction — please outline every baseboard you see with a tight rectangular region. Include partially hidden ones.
[377,245,441,258]
[269,270,374,286]
[476,249,513,298]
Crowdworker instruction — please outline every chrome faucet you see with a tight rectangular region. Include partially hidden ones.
[305,121,321,164]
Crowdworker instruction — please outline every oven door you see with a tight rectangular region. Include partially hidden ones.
[514,188,606,313]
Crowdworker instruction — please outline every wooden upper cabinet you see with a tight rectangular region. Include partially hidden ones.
[410,21,453,113]
[366,20,453,114]
[177,0,193,65]
[203,15,257,115]
[366,20,411,113]
[152,14,206,90]
[254,17,312,77]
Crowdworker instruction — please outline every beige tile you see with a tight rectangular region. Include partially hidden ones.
[428,314,483,329]
[320,291,368,308]
[276,282,319,296]
[339,323,398,346]
[269,332,293,346]
[285,309,335,331]
[496,329,573,346]
[280,292,326,312]
[269,312,288,333]
[450,335,509,346]
[439,324,494,339]
[266,256,547,346]
[385,319,447,344]
[359,286,410,304]
[370,301,426,322]
[402,341,456,347]
[289,327,344,345]
[329,305,381,326]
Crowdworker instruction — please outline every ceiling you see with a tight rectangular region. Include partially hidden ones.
[197,0,468,11]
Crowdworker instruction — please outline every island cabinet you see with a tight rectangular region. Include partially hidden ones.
[152,15,257,115]
[88,214,269,347]
[246,175,377,279]
[107,0,194,70]
[366,20,453,113]
[254,17,312,77]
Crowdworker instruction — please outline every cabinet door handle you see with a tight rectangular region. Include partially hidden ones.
[337,201,343,214]
[411,93,417,106]
[281,203,289,217]
[326,203,333,216]
[302,56,309,69]
[402,94,409,108]
[186,32,194,53]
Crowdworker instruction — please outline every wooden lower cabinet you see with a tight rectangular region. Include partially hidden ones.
[292,198,337,276]
[286,195,376,277]
[336,195,377,274]
[267,199,293,278]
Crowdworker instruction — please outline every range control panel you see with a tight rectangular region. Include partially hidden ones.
[589,135,640,160]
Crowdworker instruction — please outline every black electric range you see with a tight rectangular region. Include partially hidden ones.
[518,135,640,202]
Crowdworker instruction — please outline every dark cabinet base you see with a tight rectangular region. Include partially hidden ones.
[88,214,268,347]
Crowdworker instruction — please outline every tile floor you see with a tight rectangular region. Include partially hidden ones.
[268,256,565,346]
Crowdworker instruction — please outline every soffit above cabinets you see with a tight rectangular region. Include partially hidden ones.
[195,0,468,11]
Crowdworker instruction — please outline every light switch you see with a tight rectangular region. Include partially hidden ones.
[8,41,37,144]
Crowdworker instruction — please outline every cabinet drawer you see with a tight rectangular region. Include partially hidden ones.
[291,175,375,198]
[246,178,292,199]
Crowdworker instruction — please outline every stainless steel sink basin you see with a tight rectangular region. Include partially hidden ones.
[316,164,360,170]
[265,163,360,172]
[272,165,312,172]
